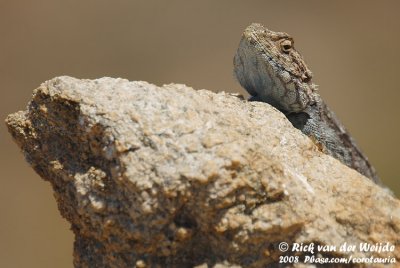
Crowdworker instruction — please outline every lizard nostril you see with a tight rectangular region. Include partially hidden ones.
[302,74,311,82]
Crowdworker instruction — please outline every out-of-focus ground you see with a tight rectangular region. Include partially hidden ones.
[1,1,399,267]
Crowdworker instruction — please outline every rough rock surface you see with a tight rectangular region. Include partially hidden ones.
[6,76,400,267]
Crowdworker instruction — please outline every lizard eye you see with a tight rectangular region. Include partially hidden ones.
[280,40,292,53]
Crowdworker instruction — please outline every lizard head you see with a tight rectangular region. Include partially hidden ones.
[234,23,316,112]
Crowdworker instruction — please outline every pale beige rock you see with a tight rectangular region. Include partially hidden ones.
[5,76,400,267]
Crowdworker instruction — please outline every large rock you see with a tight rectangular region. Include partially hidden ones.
[6,76,400,267]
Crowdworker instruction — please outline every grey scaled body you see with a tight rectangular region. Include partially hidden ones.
[233,23,380,183]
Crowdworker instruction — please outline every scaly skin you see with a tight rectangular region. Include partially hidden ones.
[233,23,380,183]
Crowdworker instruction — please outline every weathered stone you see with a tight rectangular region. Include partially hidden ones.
[5,76,400,267]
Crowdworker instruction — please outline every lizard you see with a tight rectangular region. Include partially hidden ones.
[233,23,380,184]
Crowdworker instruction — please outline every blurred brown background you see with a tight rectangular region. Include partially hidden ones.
[1,1,399,267]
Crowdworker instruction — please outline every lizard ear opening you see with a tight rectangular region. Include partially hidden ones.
[286,112,310,130]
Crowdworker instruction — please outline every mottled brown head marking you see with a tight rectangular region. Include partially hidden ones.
[235,23,317,112]
[244,23,313,83]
